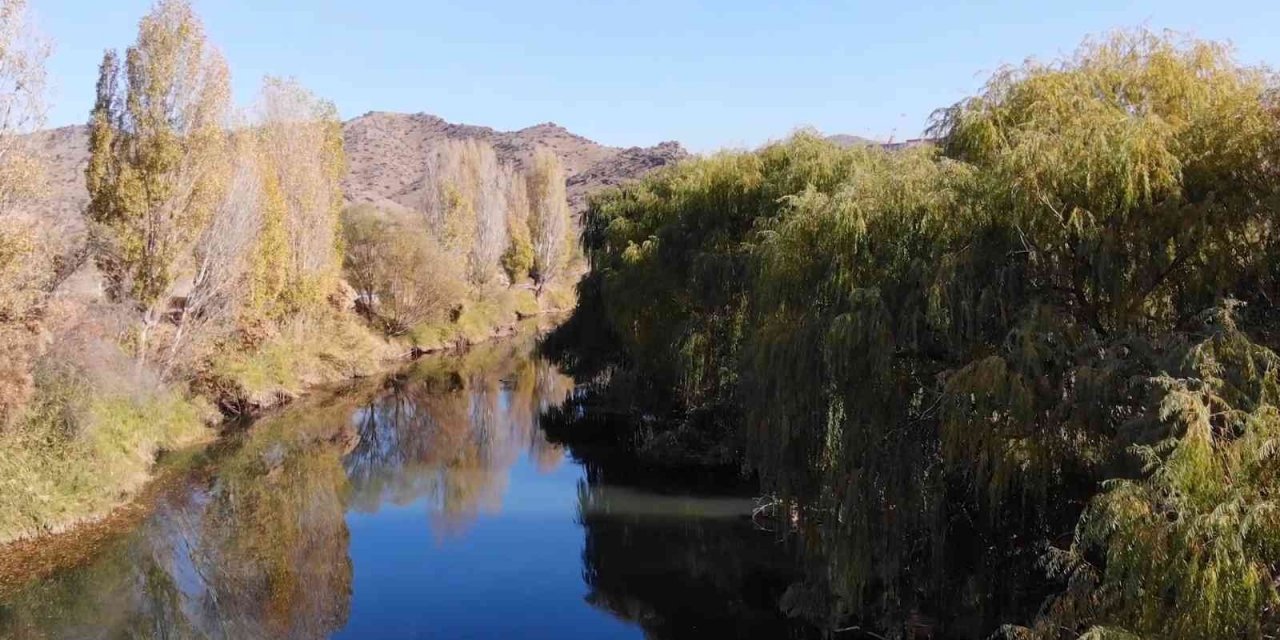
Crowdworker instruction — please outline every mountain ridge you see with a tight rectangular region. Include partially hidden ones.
[26,112,689,229]
[342,111,687,216]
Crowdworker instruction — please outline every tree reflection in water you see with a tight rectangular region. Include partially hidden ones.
[1,332,823,640]
[0,387,365,640]
[540,390,826,640]
[343,337,574,538]
[0,335,576,639]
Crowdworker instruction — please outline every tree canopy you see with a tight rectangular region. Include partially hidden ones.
[574,30,1280,637]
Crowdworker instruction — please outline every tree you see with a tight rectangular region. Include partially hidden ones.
[165,137,263,377]
[0,0,52,424]
[500,166,534,282]
[341,205,465,335]
[570,30,1280,636]
[422,138,508,286]
[525,148,572,286]
[247,76,346,319]
[85,0,232,363]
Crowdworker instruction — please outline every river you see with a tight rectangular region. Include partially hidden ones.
[0,334,818,639]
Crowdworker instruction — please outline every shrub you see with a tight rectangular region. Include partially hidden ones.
[202,311,390,411]
[341,205,466,336]
[0,312,212,543]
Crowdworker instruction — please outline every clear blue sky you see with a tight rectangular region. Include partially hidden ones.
[34,0,1280,152]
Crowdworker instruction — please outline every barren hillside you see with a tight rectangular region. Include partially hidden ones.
[28,113,688,226]
[27,125,92,226]
[342,112,686,215]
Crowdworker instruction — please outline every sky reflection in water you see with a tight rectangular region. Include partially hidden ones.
[0,338,806,640]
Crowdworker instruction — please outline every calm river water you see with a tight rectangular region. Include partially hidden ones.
[0,335,816,639]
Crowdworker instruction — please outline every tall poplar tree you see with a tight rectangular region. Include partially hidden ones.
[526,148,572,286]
[85,0,231,361]
[247,76,346,320]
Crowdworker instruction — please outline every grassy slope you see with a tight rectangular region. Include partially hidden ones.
[0,284,575,546]
[0,384,213,544]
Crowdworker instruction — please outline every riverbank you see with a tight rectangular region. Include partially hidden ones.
[0,444,211,599]
[0,291,572,550]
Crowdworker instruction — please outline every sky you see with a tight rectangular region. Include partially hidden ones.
[33,0,1280,153]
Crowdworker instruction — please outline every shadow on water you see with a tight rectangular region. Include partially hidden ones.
[536,284,1058,640]
[0,329,822,639]
[574,483,821,640]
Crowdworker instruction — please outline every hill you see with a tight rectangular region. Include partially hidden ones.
[343,112,686,215]
[26,113,688,228]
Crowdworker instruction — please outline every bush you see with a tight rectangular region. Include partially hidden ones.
[0,313,213,544]
[341,205,467,335]
[0,215,81,425]
[501,231,535,283]
[202,310,391,412]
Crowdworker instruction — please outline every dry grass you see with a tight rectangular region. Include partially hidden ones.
[202,311,394,412]
[0,318,215,545]
[407,287,541,351]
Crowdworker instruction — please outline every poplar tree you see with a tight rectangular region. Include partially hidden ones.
[247,76,346,320]
[526,148,572,286]
[422,138,508,286]
[501,166,535,282]
[85,0,231,361]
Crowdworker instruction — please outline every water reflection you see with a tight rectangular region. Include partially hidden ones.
[0,387,361,640]
[576,486,817,640]
[343,341,573,538]
[0,334,812,639]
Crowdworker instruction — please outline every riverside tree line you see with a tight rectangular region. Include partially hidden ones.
[0,0,579,544]
[570,32,1280,638]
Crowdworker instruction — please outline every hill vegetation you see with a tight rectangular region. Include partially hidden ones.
[562,31,1280,638]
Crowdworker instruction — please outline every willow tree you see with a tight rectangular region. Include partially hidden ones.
[928,31,1279,336]
[0,0,50,422]
[526,148,573,286]
[85,0,232,361]
[573,30,1280,637]
[927,36,1280,628]
[246,76,346,320]
[1059,308,1280,637]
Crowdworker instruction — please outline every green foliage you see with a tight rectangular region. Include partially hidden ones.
[85,0,231,312]
[576,31,1280,636]
[0,342,211,544]
[502,167,536,282]
[929,30,1279,336]
[502,228,535,282]
[1061,308,1280,637]
[247,165,292,320]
